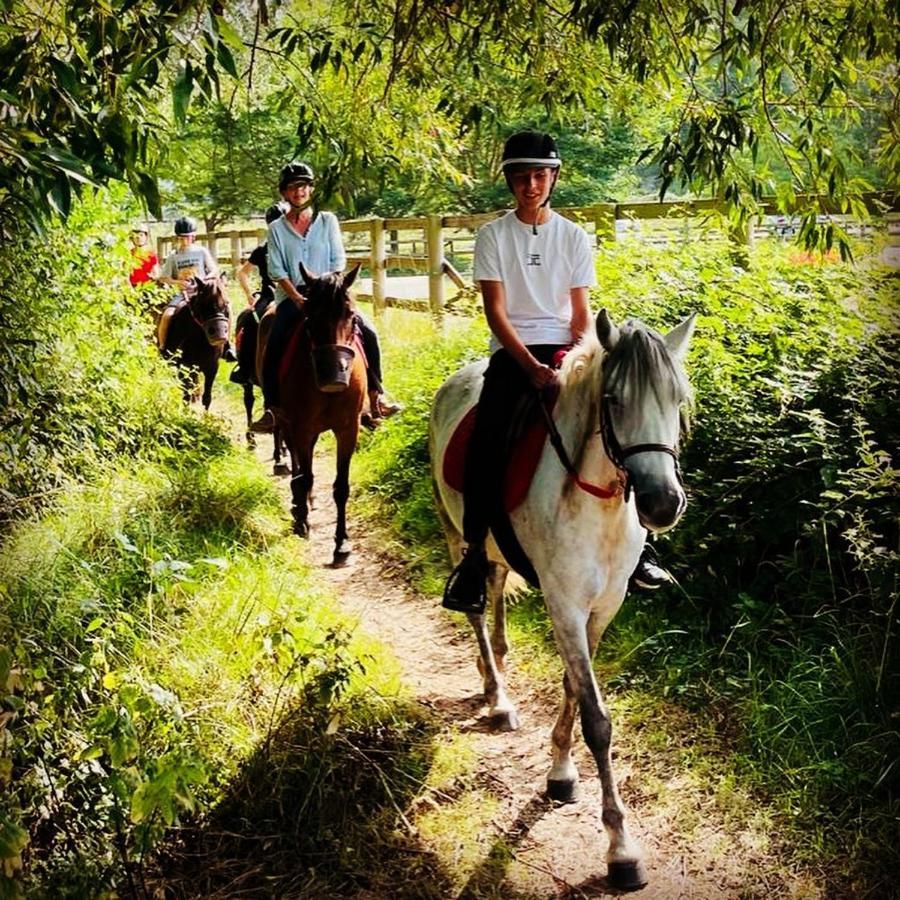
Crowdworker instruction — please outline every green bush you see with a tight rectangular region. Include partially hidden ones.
[0,190,193,529]
[0,197,416,896]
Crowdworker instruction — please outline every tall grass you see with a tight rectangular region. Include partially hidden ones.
[0,194,433,897]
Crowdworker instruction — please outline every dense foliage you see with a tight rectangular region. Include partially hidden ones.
[0,197,417,897]
[353,238,899,889]
[0,192,190,527]
[2,0,895,251]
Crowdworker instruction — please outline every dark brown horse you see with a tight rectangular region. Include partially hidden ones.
[161,275,231,410]
[233,305,289,475]
[276,262,366,566]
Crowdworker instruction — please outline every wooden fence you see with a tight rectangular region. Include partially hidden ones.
[158,192,898,317]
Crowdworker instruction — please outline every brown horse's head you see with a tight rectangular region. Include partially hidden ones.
[298,262,361,392]
[186,275,230,349]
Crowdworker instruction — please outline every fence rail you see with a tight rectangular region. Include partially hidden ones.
[157,192,899,317]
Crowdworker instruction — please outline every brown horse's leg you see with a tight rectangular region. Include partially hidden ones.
[290,437,314,538]
[272,425,290,477]
[242,381,256,447]
[331,426,358,567]
[201,357,218,410]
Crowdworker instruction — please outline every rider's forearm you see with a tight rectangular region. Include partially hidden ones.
[569,287,591,341]
[236,269,254,302]
[482,284,536,371]
[277,276,305,306]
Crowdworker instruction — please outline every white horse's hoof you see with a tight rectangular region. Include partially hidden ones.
[490,709,519,731]
[607,860,648,891]
[546,778,579,803]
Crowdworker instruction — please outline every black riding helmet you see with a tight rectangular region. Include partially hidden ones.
[265,201,288,224]
[174,216,198,236]
[501,131,561,173]
[279,161,315,191]
[501,131,562,231]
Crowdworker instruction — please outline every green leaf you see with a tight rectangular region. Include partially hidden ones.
[136,171,161,219]
[215,40,239,79]
[172,61,194,125]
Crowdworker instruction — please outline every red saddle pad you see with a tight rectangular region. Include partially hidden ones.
[443,400,554,513]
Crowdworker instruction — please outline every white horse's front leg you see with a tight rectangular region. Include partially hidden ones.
[469,561,518,731]
[547,669,579,802]
[550,607,647,891]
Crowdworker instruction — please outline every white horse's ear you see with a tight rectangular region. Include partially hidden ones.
[664,313,697,363]
[342,263,361,290]
[596,308,620,351]
[298,261,315,285]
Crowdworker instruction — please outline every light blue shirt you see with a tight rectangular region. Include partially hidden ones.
[267,211,346,304]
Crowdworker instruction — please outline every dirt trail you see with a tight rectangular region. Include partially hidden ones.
[239,425,798,900]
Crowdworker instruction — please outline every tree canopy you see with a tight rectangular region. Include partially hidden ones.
[1,0,896,251]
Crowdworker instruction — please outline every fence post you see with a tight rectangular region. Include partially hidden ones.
[203,232,217,263]
[426,214,444,320]
[593,204,617,246]
[230,233,242,274]
[369,217,386,316]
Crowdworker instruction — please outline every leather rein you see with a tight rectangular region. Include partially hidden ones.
[535,386,682,503]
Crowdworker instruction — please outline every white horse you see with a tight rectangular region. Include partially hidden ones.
[429,309,696,891]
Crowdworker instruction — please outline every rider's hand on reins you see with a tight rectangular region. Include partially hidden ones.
[528,361,558,390]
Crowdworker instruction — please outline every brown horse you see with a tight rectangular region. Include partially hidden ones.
[161,275,231,410]
[276,262,365,566]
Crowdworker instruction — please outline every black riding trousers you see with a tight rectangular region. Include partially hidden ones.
[462,344,565,545]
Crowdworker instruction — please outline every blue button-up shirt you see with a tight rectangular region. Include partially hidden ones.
[267,211,346,304]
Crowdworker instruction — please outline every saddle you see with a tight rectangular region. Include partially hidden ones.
[443,386,561,588]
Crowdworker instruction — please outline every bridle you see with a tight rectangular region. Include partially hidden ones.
[186,282,229,338]
[536,362,684,503]
[599,392,683,500]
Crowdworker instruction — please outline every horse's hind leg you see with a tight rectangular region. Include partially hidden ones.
[273,426,290,477]
[470,562,518,731]
[331,428,357,567]
[243,382,256,447]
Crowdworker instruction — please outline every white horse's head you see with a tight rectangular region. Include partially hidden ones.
[597,309,696,533]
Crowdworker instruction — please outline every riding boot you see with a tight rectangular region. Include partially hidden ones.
[629,542,672,591]
[365,390,403,428]
[250,408,279,434]
[443,543,489,614]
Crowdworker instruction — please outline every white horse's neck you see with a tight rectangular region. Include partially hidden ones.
[517,330,643,606]
[554,332,620,491]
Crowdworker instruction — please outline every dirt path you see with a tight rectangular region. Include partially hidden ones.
[231,429,803,900]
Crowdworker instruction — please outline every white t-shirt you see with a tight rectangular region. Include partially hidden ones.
[473,210,596,348]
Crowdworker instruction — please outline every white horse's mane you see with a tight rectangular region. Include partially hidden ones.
[552,319,693,471]
[555,328,606,471]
